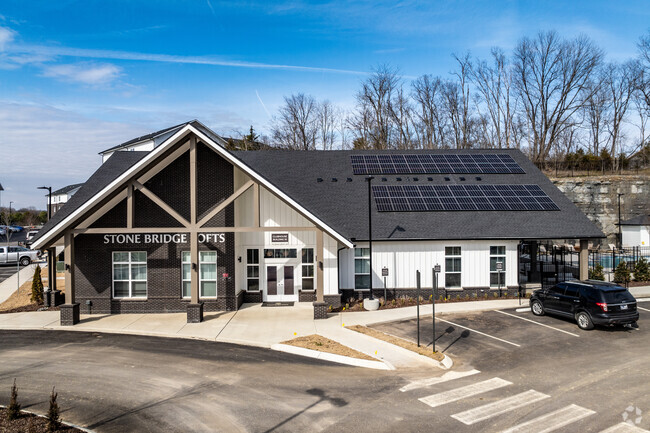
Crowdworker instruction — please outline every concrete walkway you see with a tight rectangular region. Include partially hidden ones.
[0,262,43,304]
[1,286,648,370]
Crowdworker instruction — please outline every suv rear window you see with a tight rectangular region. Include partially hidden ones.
[602,289,633,303]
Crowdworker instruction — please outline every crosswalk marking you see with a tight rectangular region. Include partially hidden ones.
[451,389,549,425]
[400,369,481,392]
[418,377,511,409]
[502,404,596,433]
[600,423,650,433]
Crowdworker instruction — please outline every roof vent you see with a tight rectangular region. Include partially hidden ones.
[413,177,419,181]
[444,177,450,181]
[347,178,352,182]
[317,178,323,182]
[331,178,337,182]
[427,177,433,181]
[459,177,466,181]
[396,177,402,181]
[476,176,482,181]
[381,177,388,182]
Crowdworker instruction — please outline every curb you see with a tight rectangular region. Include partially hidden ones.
[270,343,394,370]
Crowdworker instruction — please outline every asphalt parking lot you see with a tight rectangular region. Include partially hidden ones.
[371,303,650,432]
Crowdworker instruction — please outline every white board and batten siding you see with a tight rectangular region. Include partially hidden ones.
[233,169,340,295]
[622,225,649,247]
[340,240,519,290]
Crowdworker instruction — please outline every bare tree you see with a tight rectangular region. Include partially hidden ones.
[444,54,473,149]
[271,93,319,150]
[411,75,448,148]
[390,85,415,149]
[638,31,650,111]
[513,31,603,164]
[316,100,339,150]
[470,48,518,149]
[355,65,400,149]
[581,74,610,155]
[604,61,638,166]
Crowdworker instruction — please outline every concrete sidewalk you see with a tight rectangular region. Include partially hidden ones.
[0,287,648,370]
[0,262,44,304]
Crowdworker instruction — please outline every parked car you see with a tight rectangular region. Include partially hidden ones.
[530,280,639,330]
[0,228,5,236]
[0,245,42,266]
[25,230,39,246]
[9,225,24,232]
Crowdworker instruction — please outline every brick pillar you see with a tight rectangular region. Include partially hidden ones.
[187,303,204,323]
[60,303,79,326]
[313,301,327,320]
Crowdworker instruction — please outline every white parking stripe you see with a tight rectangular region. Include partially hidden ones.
[451,389,549,425]
[636,298,650,303]
[502,404,595,433]
[400,369,481,392]
[599,422,650,433]
[435,318,521,347]
[496,310,580,337]
[516,307,531,312]
[637,306,650,312]
[418,377,511,408]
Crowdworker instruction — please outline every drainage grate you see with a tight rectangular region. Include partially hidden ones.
[261,302,295,307]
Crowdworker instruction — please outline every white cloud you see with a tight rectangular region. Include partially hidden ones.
[0,25,16,51]
[41,62,122,85]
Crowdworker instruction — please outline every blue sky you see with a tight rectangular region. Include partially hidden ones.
[0,0,649,209]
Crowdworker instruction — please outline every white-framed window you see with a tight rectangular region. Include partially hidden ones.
[181,251,191,298]
[302,248,314,291]
[445,246,461,288]
[181,251,218,298]
[112,251,147,298]
[354,248,370,290]
[490,246,506,287]
[247,249,260,291]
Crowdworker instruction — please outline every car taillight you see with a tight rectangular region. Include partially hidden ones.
[596,302,608,312]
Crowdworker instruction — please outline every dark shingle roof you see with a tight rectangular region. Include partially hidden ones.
[31,151,149,245]
[234,149,605,241]
[620,214,650,226]
[51,183,84,196]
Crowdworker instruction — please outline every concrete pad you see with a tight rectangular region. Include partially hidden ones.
[71,314,146,331]
[123,313,188,335]
[215,303,316,347]
[176,311,236,340]
[0,311,59,328]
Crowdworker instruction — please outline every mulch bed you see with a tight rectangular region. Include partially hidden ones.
[347,325,444,362]
[0,408,84,432]
[0,305,59,314]
[281,334,375,360]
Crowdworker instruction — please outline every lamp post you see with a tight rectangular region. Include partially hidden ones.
[366,176,374,300]
[8,201,12,225]
[37,186,52,221]
[617,193,624,250]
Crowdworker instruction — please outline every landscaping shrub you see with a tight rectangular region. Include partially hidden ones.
[6,379,20,421]
[634,257,650,282]
[47,387,60,432]
[31,264,44,304]
[613,261,631,284]
[589,264,605,281]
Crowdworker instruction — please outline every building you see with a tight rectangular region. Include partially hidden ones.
[32,121,604,325]
[49,183,84,216]
[620,214,650,247]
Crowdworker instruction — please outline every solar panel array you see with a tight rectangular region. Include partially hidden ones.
[372,184,559,212]
[350,154,525,175]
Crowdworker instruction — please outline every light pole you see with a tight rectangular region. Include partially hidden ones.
[8,201,12,225]
[37,186,52,221]
[366,176,374,300]
[617,193,624,250]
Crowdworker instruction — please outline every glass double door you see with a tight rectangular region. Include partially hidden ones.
[264,264,296,302]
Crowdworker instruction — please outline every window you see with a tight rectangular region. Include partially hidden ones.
[264,249,297,259]
[564,284,579,298]
[113,252,147,298]
[354,248,370,290]
[490,246,506,288]
[247,249,260,291]
[200,251,217,297]
[181,252,191,298]
[181,251,218,298]
[445,247,461,288]
[302,248,314,291]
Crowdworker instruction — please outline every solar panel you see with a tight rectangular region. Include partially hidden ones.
[372,184,559,212]
[350,154,525,175]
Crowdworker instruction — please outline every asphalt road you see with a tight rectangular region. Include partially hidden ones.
[0,306,648,433]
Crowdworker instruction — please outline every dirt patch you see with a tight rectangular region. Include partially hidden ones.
[0,408,83,432]
[0,271,64,313]
[281,334,375,361]
[347,325,444,362]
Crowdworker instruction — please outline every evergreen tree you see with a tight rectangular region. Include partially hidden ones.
[31,264,44,304]
[589,263,605,281]
[634,257,650,282]
[47,386,60,432]
[6,379,20,421]
[613,260,631,284]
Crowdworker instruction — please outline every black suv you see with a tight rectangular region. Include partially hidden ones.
[530,280,639,330]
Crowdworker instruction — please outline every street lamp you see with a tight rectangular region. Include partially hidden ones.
[617,193,624,250]
[366,176,374,300]
[8,201,13,225]
[37,186,52,221]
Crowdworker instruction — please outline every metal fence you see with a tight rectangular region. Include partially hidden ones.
[589,246,650,273]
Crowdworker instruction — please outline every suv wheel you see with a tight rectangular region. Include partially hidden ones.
[576,311,594,330]
[19,257,31,266]
[531,300,544,316]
